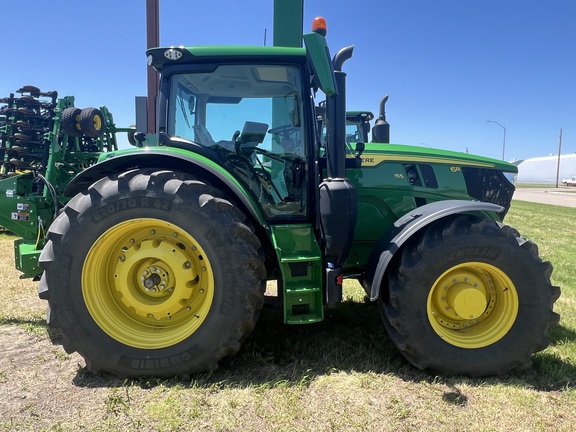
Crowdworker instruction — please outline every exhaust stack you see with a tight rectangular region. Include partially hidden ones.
[372,95,390,143]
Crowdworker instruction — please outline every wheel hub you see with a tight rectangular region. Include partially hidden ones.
[140,265,168,292]
[114,238,198,321]
[430,269,495,329]
[447,285,487,320]
[427,262,519,349]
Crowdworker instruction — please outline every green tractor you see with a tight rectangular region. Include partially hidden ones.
[2,15,559,378]
[320,94,388,148]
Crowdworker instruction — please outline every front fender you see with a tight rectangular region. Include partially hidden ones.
[365,199,504,301]
[63,149,266,226]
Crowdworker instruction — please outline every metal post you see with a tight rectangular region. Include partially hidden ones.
[146,0,160,134]
[273,0,303,47]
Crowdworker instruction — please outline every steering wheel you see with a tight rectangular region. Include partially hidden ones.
[269,124,301,154]
[268,124,298,137]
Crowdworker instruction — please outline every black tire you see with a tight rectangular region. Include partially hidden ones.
[61,107,82,137]
[379,215,560,377]
[18,85,41,96]
[127,124,136,146]
[39,169,266,377]
[79,107,104,137]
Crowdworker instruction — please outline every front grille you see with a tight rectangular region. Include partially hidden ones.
[462,168,515,217]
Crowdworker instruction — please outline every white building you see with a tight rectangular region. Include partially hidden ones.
[515,154,576,184]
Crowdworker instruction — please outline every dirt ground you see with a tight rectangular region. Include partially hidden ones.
[0,323,114,429]
[0,280,279,430]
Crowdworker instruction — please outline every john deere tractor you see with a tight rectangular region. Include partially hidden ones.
[1,10,559,378]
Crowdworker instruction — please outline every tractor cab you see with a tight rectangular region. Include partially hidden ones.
[345,111,373,146]
[143,27,341,223]
[316,106,373,154]
[156,59,311,219]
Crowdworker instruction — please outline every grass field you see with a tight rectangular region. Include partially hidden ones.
[1,199,575,431]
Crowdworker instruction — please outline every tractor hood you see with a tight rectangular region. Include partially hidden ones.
[358,143,518,174]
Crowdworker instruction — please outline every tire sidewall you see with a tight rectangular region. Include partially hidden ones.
[47,179,255,375]
[386,229,551,374]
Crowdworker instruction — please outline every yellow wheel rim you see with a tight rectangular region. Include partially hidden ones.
[82,218,214,349]
[93,114,102,131]
[427,262,518,348]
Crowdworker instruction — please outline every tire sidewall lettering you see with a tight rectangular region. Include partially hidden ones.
[92,197,171,223]
[444,246,500,266]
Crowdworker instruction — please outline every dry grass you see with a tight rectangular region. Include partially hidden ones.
[1,201,576,431]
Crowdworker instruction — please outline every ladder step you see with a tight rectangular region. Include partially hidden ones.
[286,314,323,324]
[285,286,321,294]
[284,289,324,324]
[280,255,321,263]
[270,224,324,324]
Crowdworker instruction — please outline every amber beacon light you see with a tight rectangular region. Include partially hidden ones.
[312,16,327,36]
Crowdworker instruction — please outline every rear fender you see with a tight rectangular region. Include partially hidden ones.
[365,200,504,301]
[63,150,266,226]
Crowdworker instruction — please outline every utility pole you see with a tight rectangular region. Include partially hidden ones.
[486,120,506,160]
[555,128,563,188]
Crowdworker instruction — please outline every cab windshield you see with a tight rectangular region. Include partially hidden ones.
[167,64,308,218]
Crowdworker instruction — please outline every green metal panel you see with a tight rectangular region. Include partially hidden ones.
[0,174,53,240]
[302,32,337,97]
[273,0,303,47]
[14,239,42,279]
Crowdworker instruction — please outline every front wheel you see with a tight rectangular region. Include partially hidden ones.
[379,215,560,376]
[39,169,266,377]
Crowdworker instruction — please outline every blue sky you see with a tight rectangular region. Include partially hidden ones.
[1,0,574,161]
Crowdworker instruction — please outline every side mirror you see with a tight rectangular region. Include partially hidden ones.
[354,142,365,168]
[291,158,306,189]
[363,122,370,137]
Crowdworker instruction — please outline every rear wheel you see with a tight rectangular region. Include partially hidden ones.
[379,215,560,376]
[39,169,266,377]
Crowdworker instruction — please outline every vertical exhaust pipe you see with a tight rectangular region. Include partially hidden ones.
[325,45,354,179]
[321,45,357,307]
[371,95,390,143]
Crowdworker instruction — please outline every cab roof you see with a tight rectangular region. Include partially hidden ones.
[147,45,307,72]
[347,111,374,122]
